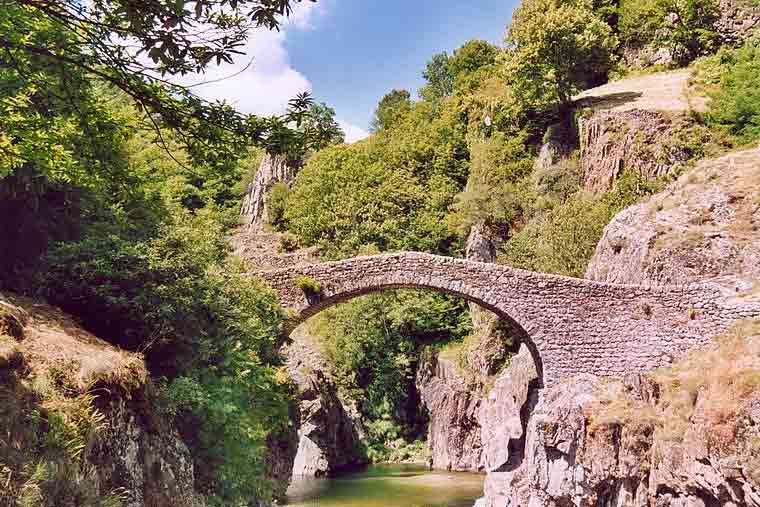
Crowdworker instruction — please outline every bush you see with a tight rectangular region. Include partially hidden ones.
[279,232,300,253]
[505,0,618,108]
[308,291,471,455]
[38,205,291,504]
[618,0,720,65]
[501,171,662,277]
[295,276,321,294]
[266,182,291,231]
[703,39,760,145]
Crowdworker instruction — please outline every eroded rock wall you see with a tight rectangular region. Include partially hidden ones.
[417,354,483,471]
[587,148,760,295]
[578,110,700,194]
[284,333,367,478]
[477,370,760,507]
[240,153,299,229]
[0,294,206,507]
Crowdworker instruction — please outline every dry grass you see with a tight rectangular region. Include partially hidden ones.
[0,294,147,393]
[0,294,144,507]
[588,320,760,448]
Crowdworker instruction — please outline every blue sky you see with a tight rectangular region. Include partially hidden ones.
[189,1,520,141]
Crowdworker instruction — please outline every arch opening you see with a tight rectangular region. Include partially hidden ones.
[281,285,543,484]
[283,282,544,386]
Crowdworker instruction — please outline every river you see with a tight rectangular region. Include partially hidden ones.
[283,464,485,507]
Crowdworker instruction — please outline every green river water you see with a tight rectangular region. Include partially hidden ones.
[283,464,485,507]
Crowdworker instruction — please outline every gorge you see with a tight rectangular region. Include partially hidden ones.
[2,0,760,506]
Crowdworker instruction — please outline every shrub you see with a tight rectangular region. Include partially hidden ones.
[308,291,471,454]
[618,0,720,65]
[266,182,291,231]
[295,276,322,294]
[704,38,760,145]
[38,205,290,504]
[501,172,661,277]
[279,232,300,253]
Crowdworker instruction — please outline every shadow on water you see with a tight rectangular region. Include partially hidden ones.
[284,464,485,507]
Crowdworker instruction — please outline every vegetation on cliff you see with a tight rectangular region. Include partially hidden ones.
[0,1,337,505]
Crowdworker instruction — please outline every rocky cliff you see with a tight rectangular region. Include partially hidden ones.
[414,220,522,473]
[416,354,484,471]
[574,70,709,194]
[478,324,760,507]
[477,148,760,507]
[232,154,317,270]
[587,148,760,295]
[0,294,205,507]
[284,330,367,478]
[240,153,299,230]
[622,0,760,68]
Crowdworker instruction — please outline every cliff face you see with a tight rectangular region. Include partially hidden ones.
[240,153,299,230]
[232,154,317,270]
[415,222,524,473]
[0,294,204,507]
[578,109,703,194]
[477,147,760,507]
[284,331,367,478]
[416,343,538,474]
[416,355,484,471]
[586,148,760,295]
[478,329,760,507]
[574,70,708,194]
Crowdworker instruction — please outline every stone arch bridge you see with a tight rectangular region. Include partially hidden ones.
[256,252,760,386]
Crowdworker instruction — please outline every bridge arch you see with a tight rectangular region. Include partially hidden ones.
[255,252,760,386]
[283,280,545,385]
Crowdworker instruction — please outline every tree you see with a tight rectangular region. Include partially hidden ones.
[299,102,346,152]
[448,40,500,81]
[420,41,500,101]
[371,89,412,132]
[421,53,454,101]
[0,0,319,169]
[618,0,719,65]
[505,0,618,110]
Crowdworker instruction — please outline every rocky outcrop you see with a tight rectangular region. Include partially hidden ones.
[240,153,299,229]
[621,0,760,67]
[478,345,539,474]
[0,293,205,507]
[416,354,484,471]
[88,389,204,507]
[577,110,702,194]
[587,148,760,296]
[232,154,317,270]
[717,0,760,44]
[533,122,577,174]
[284,332,367,478]
[476,148,760,507]
[477,344,760,507]
[416,343,539,474]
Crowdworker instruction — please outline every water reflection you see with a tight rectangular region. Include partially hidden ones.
[283,464,485,507]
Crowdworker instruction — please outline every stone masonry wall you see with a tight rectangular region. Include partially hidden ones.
[256,252,760,386]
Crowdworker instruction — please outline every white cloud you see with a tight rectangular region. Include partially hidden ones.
[184,2,323,116]
[339,119,370,143]
[177,2,370,145]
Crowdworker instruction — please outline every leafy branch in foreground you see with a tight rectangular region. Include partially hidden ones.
[0,0,322,169]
